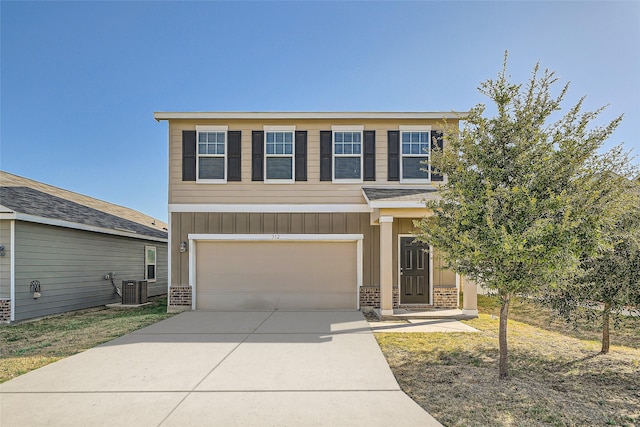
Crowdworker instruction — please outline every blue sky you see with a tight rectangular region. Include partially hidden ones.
[2,1,639,222]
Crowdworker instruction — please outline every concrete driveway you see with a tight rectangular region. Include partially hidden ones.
[0,310,441,426]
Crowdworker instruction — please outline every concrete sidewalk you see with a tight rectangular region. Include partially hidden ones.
[0,310,442,426]
[369,318,480,333]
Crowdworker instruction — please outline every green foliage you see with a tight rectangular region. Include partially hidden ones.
[418,53,631,298]
[416,52,634,376]
[539,179,640,348]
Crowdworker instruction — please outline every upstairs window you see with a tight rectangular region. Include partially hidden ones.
[400,126,431,182]
[196,125,227,182]
[333,126,364,182]
[264,126,295,182]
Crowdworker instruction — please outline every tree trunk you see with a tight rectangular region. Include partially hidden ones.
[499,296,511,379]
[601,303,610,354]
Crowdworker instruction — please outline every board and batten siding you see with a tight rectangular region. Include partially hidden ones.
[171,212,453,290]
[13,222,167,321]
[172,212,379,288]
[168,118,453,205]
[0,220,12,299]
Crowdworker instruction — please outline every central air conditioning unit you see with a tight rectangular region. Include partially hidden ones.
[122,280,148,305]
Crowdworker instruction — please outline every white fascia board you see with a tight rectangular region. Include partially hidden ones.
[169,204,371,213]
[154,112,468,121]
[361,189,372,205]
[0,212,17,220]
[13,213,168,243]
[188,233,364,242]
[0,204,15,214]
[368,200,429,209]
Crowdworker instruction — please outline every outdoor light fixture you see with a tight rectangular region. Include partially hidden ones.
[180,241,187,253]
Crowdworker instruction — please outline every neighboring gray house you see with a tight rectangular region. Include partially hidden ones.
[0,171,168,322]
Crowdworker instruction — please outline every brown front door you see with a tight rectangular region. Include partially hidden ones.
[400,237,430,304]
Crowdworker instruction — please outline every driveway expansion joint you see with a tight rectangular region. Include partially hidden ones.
[157,310,277,426]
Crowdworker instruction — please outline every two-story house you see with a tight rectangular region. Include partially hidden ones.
[154,112,478,317]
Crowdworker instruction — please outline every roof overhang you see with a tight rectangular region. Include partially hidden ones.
[0,204,15,214]
[0,212,167,243]
[154,111,468,122]
[362,187,440,209]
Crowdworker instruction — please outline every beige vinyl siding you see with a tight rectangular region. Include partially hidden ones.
[168,118,455,205]
[13,222,168,321]
[0,220,11,299]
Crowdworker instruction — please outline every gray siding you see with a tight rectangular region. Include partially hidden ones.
[0,220,11,299]
[13,221,167,321]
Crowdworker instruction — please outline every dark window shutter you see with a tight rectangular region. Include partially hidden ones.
[182,130,196,181]
[295,131,307,181]
[431,130,444,182]
[387,130,400,181]
[227,131,241,181]
[252,131,264,181]
[363,130,376,181]
[320,131,332,181]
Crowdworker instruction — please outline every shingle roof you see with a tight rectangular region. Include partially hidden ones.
[0,171,167,240]
[1,187,167,239]
[362,187,438,202]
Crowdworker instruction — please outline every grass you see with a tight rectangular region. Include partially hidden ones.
[0,297,175,383]
[376,295,640,427]
[2,293,638,425]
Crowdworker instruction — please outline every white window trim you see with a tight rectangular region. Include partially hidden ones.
[196,125,228,184]
[264,125,296,184]
[399,125,432,184]
[187,233,364,311]
[331,125,364,184]
[144,245,157,283]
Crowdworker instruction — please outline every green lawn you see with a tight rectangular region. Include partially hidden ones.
[0,297,175,383]
[376,295,640,427]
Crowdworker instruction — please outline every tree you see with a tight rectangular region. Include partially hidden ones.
[540,177,640,354]
[416,53,632,379]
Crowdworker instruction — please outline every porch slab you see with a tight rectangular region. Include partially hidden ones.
[372,308,477,321]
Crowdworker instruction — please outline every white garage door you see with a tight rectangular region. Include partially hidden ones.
[195,240,358,310]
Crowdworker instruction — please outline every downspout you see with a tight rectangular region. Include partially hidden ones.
[10,219,15,322]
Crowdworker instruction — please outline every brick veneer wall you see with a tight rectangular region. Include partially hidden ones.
[359,287,399,310]
[169,286,192,308]
[433,286,458,308]
[359,286,459,310]
[0,299,11,323]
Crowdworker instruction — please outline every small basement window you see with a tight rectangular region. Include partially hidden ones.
[145,246,157,282]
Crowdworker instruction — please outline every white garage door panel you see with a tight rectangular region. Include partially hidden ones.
[196,241,357,310]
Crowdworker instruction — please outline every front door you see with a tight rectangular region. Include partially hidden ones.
[400,237,430,304]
